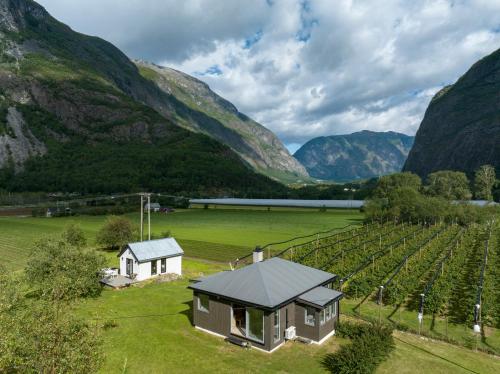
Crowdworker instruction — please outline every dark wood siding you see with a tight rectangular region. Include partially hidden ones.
[193,292,231,337]
[294,303,320,341]
[318,300,338,341]
[192,292,339,349]
[294,301,337,342]
[193,292,276,351]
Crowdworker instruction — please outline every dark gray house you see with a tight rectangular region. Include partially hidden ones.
[189,254,343,352]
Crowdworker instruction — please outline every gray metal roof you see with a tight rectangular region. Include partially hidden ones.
[189,198,364,208]
[298,286,343,308]
[189,258,336,309]
[127,238,183,262]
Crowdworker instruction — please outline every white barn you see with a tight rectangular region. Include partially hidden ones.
[118,238,184,281]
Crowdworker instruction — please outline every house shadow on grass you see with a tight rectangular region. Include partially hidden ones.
[180,300,193,325]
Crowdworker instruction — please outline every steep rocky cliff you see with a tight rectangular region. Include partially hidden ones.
[135,61,308,181]
[404,48,500,177]
[0,0,287,195]
[294,130,414,181]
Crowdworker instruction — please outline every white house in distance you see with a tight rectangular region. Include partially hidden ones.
[118,238,184,281]
[144,202,161,212]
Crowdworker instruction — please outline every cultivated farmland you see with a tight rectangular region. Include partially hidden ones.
[0,208,363,270]
[277,220,500,353]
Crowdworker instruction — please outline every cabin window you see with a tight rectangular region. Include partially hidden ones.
[247,307,264,343]
[198,294,210,313]
[161,258,166,273]
[305,306,315,326]
[332,301,337,317]
[273,310,280,342]
[151,260,157,275]
[320,309,326,326]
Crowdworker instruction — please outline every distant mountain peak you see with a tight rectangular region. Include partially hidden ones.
[294,130,414,181]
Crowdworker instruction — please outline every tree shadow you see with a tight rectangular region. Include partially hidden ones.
[180,300,193,325]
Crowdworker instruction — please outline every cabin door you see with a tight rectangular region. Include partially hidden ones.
[126,258,133,276]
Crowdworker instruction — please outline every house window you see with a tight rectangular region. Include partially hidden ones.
[198,294,210,313]
[151,260,157,275]
[326,303,332,321]
[332,301,337,317]
[320,309,326,326]
[305,306,315,326]
[247,307,264,343]
[161,258,166,273]
[273,310,280,342]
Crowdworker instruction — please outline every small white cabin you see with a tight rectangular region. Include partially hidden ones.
[118,238,183,281]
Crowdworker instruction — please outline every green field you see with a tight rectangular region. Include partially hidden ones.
[2,208,499,373]
[0,208,363,270]
[76,259,500,373]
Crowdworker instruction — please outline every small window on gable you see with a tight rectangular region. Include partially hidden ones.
[198,294,209,313]
[305,306,315,326]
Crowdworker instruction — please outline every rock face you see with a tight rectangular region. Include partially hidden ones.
[404,48,500,177]
[294,130,414,181]
[0,0,287,195]
[135,61,308,180]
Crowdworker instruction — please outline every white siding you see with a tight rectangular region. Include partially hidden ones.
[167,255,182,275]
[119,249,137,277]
[120,250,182,281]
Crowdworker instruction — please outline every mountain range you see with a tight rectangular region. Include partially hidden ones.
[0,0,304,195]
[404,48,500,177]
[294,131,414,181]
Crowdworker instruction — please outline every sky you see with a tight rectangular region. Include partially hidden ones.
[38,0,500,153]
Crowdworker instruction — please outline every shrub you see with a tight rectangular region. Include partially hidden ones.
[323,322,394,374]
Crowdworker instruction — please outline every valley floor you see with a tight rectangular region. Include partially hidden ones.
[0,208,363,270]
[1,208,499,373]
[76,259,500,374]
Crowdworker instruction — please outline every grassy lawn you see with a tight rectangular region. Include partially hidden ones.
[76,260,500,374]
[0,208,363,271]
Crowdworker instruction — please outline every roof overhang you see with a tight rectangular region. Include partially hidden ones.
[297,286,344,309]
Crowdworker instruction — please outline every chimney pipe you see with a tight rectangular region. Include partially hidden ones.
[253,246,264,263]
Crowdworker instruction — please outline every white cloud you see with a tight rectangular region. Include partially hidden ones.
[38,0,500,147]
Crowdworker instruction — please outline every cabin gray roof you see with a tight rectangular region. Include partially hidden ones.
[297,286,343,308]
[189,258,337,309]
[122,238,184,262]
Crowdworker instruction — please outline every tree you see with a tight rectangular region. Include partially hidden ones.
[474,165,496,201]
[96,215,136,250]
[62,222,87,247]
[425,170,471,200]
[0,267,103,373]
[25,238,106,301]
[374,172,422,198]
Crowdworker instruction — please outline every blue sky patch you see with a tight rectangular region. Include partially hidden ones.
[196,65,223,76]
[243,30,263,49]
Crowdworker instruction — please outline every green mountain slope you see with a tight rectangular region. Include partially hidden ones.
[294,130,414,181]
[0,0,286,196]
[134,61,308,181]
[404,48,500,177]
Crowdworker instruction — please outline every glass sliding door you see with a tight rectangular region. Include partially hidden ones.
[246,307,264,343]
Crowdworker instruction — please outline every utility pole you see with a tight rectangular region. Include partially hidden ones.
[140,194,144,242]
[147,193,151,241]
